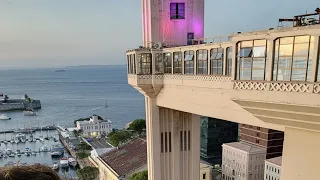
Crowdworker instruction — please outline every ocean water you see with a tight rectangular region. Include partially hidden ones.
[0,65,145,131]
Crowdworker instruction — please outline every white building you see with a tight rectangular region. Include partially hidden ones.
[264,156,282,180]
[222,142,267,180]
[76,115,112,137]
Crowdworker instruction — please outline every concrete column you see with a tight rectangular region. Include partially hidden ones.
[223,48,227,75]
[266,38,275,81]
[145,97,162,180]
[190,114,200,180]
[231,44,237,80]
[281,127,320,180]
[310,36,319,82]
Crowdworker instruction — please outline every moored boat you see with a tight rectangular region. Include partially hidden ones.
[59,157,69,168]
[68,157,78,167]
[23,109,37,116]
[52,161,59,170]
[0,114,11,120]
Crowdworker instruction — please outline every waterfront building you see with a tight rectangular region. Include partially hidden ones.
[201,116,238,164]
[264,156,282,180]
[97,138,148,180]
[126,0,320,179]
[240,124,284,159]
[222,142,266,180]
[76,115,112,137]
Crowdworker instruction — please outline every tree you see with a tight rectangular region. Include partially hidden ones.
[107,130,133,146]
[24,94,29,99]
[76,166,99,180]
[129,119,146,134]
[130,170,148,180]
[76,152,90,159]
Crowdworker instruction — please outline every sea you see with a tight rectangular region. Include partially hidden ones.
[0,65,145,177]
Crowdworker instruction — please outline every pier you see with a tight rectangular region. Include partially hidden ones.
[0,125,57,134]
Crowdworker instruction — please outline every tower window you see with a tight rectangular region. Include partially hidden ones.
[170,3,185,20]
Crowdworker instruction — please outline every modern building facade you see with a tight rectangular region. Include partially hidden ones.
[201,116,238,164]
[76,115,112,137]
[126,1,320,179]
[264,156,282,180]
[222,142,266,180]
[240,124,284,159]
[141,0,204,47]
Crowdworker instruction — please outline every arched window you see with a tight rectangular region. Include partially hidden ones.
[210,48,224,75]
[184,50,194,74]
[197,49,208,74]
[273,36,314,81]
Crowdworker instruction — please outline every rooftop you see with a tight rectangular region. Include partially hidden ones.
[265,156,282,166]
[99,138,147,176]
[223,141,266,154]
[88,139,113,149]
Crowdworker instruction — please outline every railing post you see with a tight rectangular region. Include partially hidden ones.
[310,36,319,82]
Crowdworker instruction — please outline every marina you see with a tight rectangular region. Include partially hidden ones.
[0,130,78,178]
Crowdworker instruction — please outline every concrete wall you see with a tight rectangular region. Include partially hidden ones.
[0,99,41,111]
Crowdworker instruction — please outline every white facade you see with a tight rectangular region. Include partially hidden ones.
[76,115,112,137]
[141,0,204,47]
[222,142,267,180]
[264,157,282,180]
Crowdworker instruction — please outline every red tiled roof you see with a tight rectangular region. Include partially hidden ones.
[100,138,147,176]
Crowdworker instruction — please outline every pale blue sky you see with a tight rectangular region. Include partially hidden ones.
[0,0,319,68]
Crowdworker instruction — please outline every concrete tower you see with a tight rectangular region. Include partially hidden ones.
[141,0,204,47]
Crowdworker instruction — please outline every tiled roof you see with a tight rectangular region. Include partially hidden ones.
[265,156,282,166]
[223,142,266,153]
[99,138,147,176]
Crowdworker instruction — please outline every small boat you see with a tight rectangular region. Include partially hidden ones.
[10,140,14,144]
[51,150,63,157]
[55,69,66,72]
[52,161,59,170]
[17,153,22,157]
[25,152,30,156]
[5,161,15,167]
[31,151,37,156]
[9,154,15,158]
[0,114,11,120]
[23,109,37,116]
[68,157,78,167]
[5,148,12,155]
[14,139,19,144]
[19,162,28,166]
[39,136,44,142]
[59,157,69,168]
[3,141,7,144]
[20,138,26,143]
[41,145,49,152]
[3,154,7,158]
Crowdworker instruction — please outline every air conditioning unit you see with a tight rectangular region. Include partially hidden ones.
[152,42,163,49]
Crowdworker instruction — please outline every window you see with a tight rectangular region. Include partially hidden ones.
[138,53,152,74]
[237,40,267,80]
[173,52,182,74]
[155,53,163,74]
[160,133,163,153]
[211,48,224,75]
[169,132,172,152]
[273,36,314,81]
[184,50,194,74]
[165,132,168,152]
[226,47,232,75]
[170,3,185,20]
[202,173,206,179]
[197,49,208,74]
[163,53,172,74]
[131,54,136,74]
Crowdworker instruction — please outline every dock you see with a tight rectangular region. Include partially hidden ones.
[0,125,57,134]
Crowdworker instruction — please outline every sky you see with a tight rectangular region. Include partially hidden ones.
[0,0,319,69]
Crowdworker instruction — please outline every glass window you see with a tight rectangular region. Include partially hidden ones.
[197,49,208,74]
[131,54,136,74]
[211,48,224,75]
[173,52,182,74]
[170,3,185,20]
[127,55,131,74]
[138,53,152,75]
[155,53,163,74]
[273,36,313,81]
[163,53,172,74]
[237,40,267,80]
[184,50,194,74]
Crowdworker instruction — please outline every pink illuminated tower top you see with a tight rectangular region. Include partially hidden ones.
[141,0,204,47]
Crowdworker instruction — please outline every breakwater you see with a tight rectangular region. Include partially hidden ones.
[0,99,41,111]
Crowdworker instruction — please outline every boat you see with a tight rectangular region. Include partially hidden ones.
[39,136,44,142]
[68,157,78,167]
[5,148,12,155]
[23,109,37,116]
[51,150,63,157]
[31,151,37,156]
[59,157,69,168]
[9,154,15,158]
[17,153,22,157]
[41,145,49,152]
[52,161,59,170]
[10,140,14,144]
[5,162,15,167]
[25,152,30,156]
[0,114,11,120]
[19,162,28,166]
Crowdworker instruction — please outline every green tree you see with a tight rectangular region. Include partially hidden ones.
[76,166,99,180]
[107,130,133,146]
[76,152,90,159]
[129,119,146,134]
[130,170,148,180]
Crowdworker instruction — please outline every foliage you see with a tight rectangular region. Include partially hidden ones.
[76,166,99,180]
[128,119,146,134]
[73,129,83,137]
[77,142,92,151]
[107,130,133,147]
[76,152,90,159]
[130,170,148,180]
